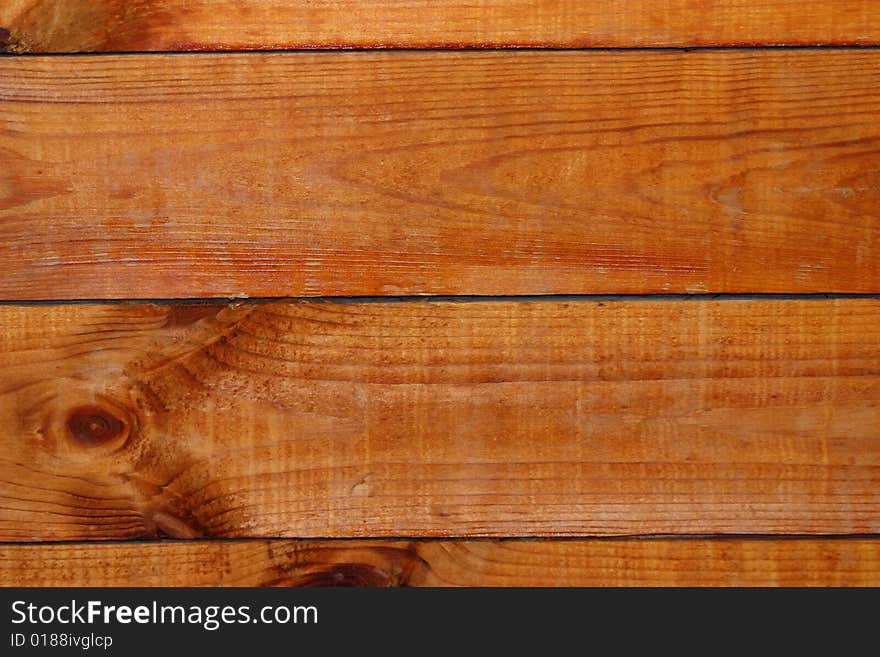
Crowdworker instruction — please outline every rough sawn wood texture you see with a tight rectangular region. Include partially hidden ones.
[2,51,879,299]
[3,539,880,587]
[1,0,879,52]
[2,1,879,588]
[1,300,878,541]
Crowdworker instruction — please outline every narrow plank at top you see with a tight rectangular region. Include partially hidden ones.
[2,50,879,299]
[1,0,879,52]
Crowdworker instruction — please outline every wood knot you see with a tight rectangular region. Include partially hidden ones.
[66,406,127,447]
[151,511,204,539]
[275,564,399,587]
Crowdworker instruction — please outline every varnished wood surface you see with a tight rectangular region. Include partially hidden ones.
[1,300,878,541]
[1,0,879,52]
[3,538,880,586]
[2,51,880,299]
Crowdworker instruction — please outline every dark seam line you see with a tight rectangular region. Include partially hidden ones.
[2,533,880,547]
[0,293,878,307]
[4,45,880,58]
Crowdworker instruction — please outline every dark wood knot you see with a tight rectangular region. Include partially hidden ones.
[275,564,399,587]
[66,406,127,447]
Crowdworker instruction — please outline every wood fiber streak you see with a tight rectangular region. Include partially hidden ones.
[1,52,880,299]
[0,300,878,541]
[1,0,878,52]
[3,539,880,587]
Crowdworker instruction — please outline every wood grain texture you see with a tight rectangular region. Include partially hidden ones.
[2,51,880,299]
[1,0,879,52]
[4,539,880,587]
[1,299,878,541]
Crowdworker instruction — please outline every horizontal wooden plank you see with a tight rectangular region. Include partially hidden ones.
[3,538,880,586]
[2,51,880,299]
[0,299,878,540]
[2,1,879,52]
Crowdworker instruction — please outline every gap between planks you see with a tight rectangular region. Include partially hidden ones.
[7,533,880,546]
[1,294,880,307]
[5,46,880,57]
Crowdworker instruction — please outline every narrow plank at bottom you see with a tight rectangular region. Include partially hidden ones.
[1,300,878,540]
[2,539,879,586]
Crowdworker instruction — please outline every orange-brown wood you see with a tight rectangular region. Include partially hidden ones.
[2,51,879,299]
[3,538,879,586]
[1,300,878,541]
[2,0,879,52]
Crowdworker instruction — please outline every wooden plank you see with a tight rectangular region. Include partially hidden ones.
[2,1,879,52]
[3,538,880,586]
[2,51,880,300]
[0,299,878,540]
